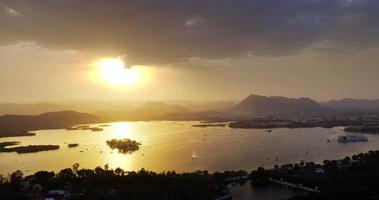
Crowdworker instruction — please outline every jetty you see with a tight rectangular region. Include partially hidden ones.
[270,178,320,193]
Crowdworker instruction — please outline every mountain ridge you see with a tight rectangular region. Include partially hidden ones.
[0,111,103,137]
[231,94,332,115]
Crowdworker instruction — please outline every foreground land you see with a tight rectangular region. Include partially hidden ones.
[250,150,379,200]
[1,150,379,199]
[0,167,245,200]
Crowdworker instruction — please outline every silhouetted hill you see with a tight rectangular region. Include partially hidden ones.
[232,94,331,115]
[323,98,379,113]
[0,111,103,137]
[0,103,73,115]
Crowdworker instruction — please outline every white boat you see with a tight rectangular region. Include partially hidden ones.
[338,134,368,143]
[192,151,197,159]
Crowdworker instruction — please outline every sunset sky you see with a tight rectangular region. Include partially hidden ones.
[1,0,379,102]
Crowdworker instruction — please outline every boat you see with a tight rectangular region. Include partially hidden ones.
[338,134,368,143]
[192,151,197,159]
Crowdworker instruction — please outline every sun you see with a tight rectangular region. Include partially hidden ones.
[89,57,152,88]
[97,58,140,86]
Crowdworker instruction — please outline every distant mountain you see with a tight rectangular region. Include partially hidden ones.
[323,99,379,113]
[232,94,331,115]
[94,102,190,120]
[0,111,103,136]
[0,103,73,115]
[182,101,236,112]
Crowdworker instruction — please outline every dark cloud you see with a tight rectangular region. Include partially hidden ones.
[1,0,379,64]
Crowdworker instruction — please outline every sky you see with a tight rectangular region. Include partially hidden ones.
[1,0,379,102]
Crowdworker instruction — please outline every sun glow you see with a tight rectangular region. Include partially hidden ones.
[113,122,132,139]
[90,58,151,88]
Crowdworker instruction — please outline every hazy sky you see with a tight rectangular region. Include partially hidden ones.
[1,0,379,102]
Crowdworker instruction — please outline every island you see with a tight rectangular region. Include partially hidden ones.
[66,125,103,132]
[106,139,141,154]
[0,131,36,138]
[0,141,59,154]
[0,141,20,148]
[344,126,379,134]
[67,143,79,148]
[192,123,227,128]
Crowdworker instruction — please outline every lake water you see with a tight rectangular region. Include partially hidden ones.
[231,181,307,200]
[1,121,379,176]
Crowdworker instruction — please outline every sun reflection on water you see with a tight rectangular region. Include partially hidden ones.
[104,122,136,171]
[113,122,133,139]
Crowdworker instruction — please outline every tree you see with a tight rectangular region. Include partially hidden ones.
[94,166,105,175]
[34,171,55,185]
[10,170,23,190]
[72,163,80,173]
[58,168,75,181]
[10,170,23,183]
[77,169,94,178]
[115,167,124,176]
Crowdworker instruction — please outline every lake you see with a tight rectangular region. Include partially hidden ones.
[1,121,379,176]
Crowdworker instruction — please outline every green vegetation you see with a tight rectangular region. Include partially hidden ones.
[193,123,227,128]
[66,125,104,132]
[0,141,59,154]
[250,151,379,200]
[0,141,20,148]
[106,139,141,154]
[2,149,379,199]
[0,111,102,137]
[0,131,35,138]
[0,145,59,154]
[0,165,246,200]
[344,126,379,134]
[67,143,79,148]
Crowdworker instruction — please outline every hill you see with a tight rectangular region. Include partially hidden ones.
[323,98,379,113]
[232,94,332,115]
[0,111,103,137]
[0,103,73,115]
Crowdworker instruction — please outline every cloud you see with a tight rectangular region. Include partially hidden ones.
[4,6,22,16]
[1,0,379,65]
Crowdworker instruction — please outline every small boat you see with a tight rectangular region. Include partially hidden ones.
[192,151,197,159]
[338,134,368,143]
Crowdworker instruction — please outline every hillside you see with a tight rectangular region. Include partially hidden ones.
[0,103,74,116]
[232,94,332,115]
[323,98,379,113]
[0,111,103,137]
